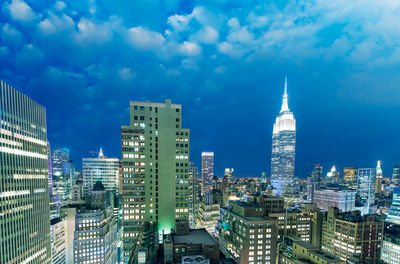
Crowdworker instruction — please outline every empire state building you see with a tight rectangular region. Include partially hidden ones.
[270,77,296,197]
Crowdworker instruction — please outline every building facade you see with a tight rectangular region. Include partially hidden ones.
[313,188,356,212]
[82,148,120,197]
[50,218,66,264]
[387,187,400,224]
[271,77,296,197]
[188,162,200,228]
[121,100,190,261]
[0,81,51,263]
[343,167,358,189]
[357,168,377,215]
[393,165,400,186]
[52,147,72,203]
[201,152,214,195]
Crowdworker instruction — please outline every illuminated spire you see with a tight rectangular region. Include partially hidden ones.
[280,76,289,112]
[99,148,104,158]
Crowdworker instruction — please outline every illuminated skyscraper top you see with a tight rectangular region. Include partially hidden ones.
[271,77,296,197]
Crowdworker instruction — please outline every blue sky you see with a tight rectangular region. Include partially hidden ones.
[1,0,400,178]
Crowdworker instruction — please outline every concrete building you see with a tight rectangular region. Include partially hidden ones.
[393,165,400,186]
[387,187,400,224]
[164,220,219,264]
[201,152,214,195]
[50,218,66,264]
[321,208,383,264]
[381,222,400,264]
[0,81,51,263]
[195,191,220,236]
[313,187,355,212]
[343,167,358,189]
[82,148,120,197]
[271,77,297,198]
[121,100,190,261]
[218,201,278,264]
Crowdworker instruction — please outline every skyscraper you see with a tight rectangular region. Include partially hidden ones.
[0,81,51,263]
[82,148,120,197]
[271,77,296,197]
[201,152,214,195]
[387,187,400,224]
[357,168,377,215]
[52,147,71,203]
[393,165,400,186]
[325,165,339,184]
[121,99,190,261]
[376,160,383,194]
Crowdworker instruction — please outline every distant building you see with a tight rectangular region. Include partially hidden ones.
[201,152,214,195]
[313,187,355,212]
[387,187,400,224]
[312,164,323,187]
[195,191,221,236]
[271,77,296,197]
[82,148,120,197]
[393,165,400,186]
[376,161,383,194]
[189,162,201,228]
[343,167,358,188]
[325,165,339,184]
[164,220,219,264]
[0,81,51,263]
[52,147,72,204]
[357,168,377,215]
[321,208,383,264]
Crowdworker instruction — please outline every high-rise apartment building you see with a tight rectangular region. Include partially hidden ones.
[357,168,377,215]
[343,167,358,188]
[271,77,296,197]
[387,187,400,224]
[201,152,214,195]
[121,99,190,261]
[313,187,355,212]
[0,81,51,263]
[393,165,400,186]
[82,148,120,197]
[321,208,383,264]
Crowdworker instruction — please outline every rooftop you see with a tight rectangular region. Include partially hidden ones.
[172,229,217,246]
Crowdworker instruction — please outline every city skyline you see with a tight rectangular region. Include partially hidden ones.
[1,0,400,179]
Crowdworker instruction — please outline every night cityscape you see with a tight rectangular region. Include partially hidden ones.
[1,1,400,264]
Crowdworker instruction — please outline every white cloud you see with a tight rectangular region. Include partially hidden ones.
[180,41,201,56]
[54,1,66,11]
[75,18,113,44]
[38,12,74,34]
[118,67,135,81]
[128,26,165,51]
[167,14,190,32]
[5,0,38,22]
[192,26,219,44]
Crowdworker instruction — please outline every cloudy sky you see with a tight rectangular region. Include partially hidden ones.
[1,0,400,178]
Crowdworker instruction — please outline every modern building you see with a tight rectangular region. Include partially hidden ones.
[271,77,296,197]
[307,174,318,203]
[387,187,400,224]
[201,152,214,195]
[82,148,120,197]
[381,222,400,264]
[393,165,400,186]
[50,218,66,264]
[72,181,119,264]
[325,165,339,185]
[52,147,72,203]
[313,187,356,212]
[223,168,235,193]
[0,81,51,263]
[195,191,221,236]
[218,200,278,264]
[121,99,190,261]
[357,168,377,215]
[164,220,219,264]
[343,167,358,189]
[189,162,201,228]
[321,208,383,264]
[375,161,383,195]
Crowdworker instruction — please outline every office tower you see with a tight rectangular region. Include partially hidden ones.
[325,165,339,184]
[82,148,120,197]
[0,81,51,263]
[52,147,72,203]
[321,208,383,264]
[376,161,383,194]
[50,218,66,264]
[393,165,400,185]
[311,164,323,187]
[71,181,119,264]
[307,174,318,203]
[271,77,296,197]
[357,168,377,215]
[343,167,358,188]
[195,191,221,236]
[224,168,234,192]
[188,162,200,228]
[121,100,190,261]
[313,187,355,212]
[201,152,214,195]
[381,222,400,264]
[218,201,278,264]
[387,187,400,224]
